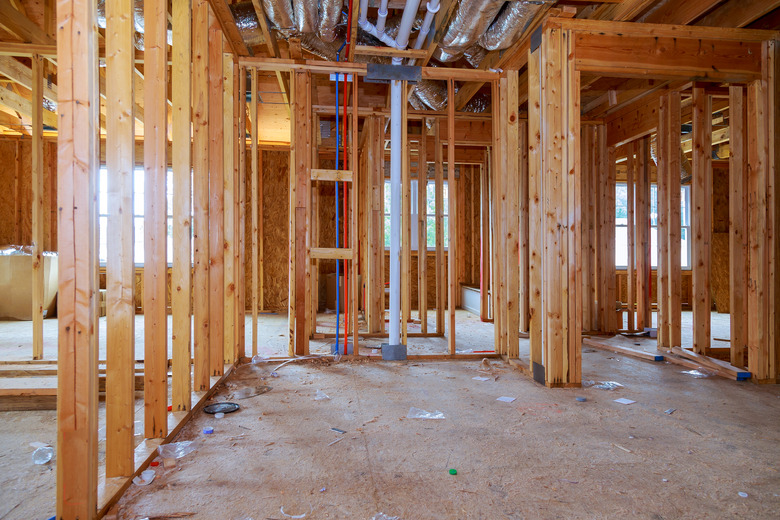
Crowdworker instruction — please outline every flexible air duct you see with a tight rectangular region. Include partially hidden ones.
[436,0,505,61]
[478,1,546,51]
[231,2,265,47]
[262,0,296,36]
[293,0,319,33]
[649,135,692,184]
[318,0,343,42]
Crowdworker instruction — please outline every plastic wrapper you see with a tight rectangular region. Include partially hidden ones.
[407,407,445,419]
[314,389,331,401]
[157,440,196,459]
[593,381,624,390]
[681,369,715,378]
[372,514,400,520]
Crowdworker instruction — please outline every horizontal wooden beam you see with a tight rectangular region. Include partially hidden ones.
[0,42,57,57]
[310,247,353,260]
[0,86,57,127]
[0,55,57,102]
[238,57,500,82]
[0,0,56,45]
[353,46,428,59]
[311,168,352,182]
[548,16,780,42]
[573,31,764,82]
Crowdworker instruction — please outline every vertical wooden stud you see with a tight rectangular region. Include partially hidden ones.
[56,0,100,513]
[434,118,444,334]
[31,53,44,361]
[447,78,456,355]
[418,120,428,333]
[208,24,224,374]
[626,143,635,331]
[105,0,136,477]
[172,0,192,412]
[223,52,236,364]
[192,0,210,390]
[251,68,259,356]
[692,85,712,354]
[144,0,169,438]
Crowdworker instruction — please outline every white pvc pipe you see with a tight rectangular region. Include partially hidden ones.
[388,79,402,346]
[376,0,390,35]
[394,0,423,50]
[413,0,440,50]
[358,0,369,26]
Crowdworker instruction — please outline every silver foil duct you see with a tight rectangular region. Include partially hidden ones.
[263,0,296,36]
[293,0,320,33]
[648,135,692,183]
[413,80,448,112]
[478,1,545,51]
[462,92,489,113]
[231,2,265,47]
[408,90,426,111]
[437,0,505,60]
[463,44,487,68]
[318,0,343,42]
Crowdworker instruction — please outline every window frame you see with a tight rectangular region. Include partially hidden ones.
[383,178,448,250]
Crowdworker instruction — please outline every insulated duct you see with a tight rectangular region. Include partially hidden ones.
[231,2,265,47]
[436,0,505,62]
[649,135,693,184]
[293,0,320,33]
[478,1,546,51]
[318,0,343,42]
[262,0,296,37]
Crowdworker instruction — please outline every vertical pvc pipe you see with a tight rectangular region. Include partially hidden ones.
[335,57,341,353]
[389,79,403,346]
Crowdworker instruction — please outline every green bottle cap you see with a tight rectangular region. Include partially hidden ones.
[449,468,457,475]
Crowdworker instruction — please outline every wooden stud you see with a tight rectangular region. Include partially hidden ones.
[259,147,265,312]
[667,91,682,349]
[503,72,520,358]
[527,46,543,369]
[171,0,192,413]
[635,137,651,330]
[351,74,360,353]
[251,68,259,357]
[447,78,456,355]
[192,0,210,390]
[418,121,428,333]
[237,64,246,361]
[56,0,100,513]
[626,143,635,331]
[105,0,135,477]
[208,23,224,375]
[692,85,712,354]
[144,0,169,439]
[31,53,44,361]
[434,119,444,334]
[223,53,236,365]
[490,80,504,355]
[519,121,529,333]
[402,81,410,347]
[657,95,669,350]
[289,70,311,356]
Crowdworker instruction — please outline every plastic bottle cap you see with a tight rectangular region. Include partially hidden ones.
[150,461,159,467]
[167,405,173,411]
[203,427,214,434]
[449,468,457,475]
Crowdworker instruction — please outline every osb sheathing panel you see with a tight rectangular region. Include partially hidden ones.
[710,164,730,313]
[243,149,290,311]
[0,138,57,250]
[384,251,448,311]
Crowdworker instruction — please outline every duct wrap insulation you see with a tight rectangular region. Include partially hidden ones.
[231,2,265,47]
[293,0,320,33]
[262,0,296,37]
[435,0,505,62]
[649,135,693,183]
[97,0,173,50]
[478,0,545,51]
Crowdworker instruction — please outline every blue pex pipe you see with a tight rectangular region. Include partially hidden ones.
[334,43,345,354]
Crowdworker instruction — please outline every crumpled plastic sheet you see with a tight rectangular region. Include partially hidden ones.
[157,440,196,459]
[681,369,715,378]
[407,407,445,419]
[372,514,401,520]
[582,380,624,390]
